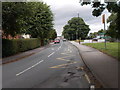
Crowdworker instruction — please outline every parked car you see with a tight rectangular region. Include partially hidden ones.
[54,39,60,44]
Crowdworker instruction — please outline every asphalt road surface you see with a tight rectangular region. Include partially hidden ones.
[3,41,90,88]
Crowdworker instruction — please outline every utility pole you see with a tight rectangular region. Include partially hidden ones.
[78,13,79,18]
[102,14,106,49]
[78,13,81,44]
[76,13,79,40]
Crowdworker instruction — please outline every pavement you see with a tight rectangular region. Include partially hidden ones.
[2,41,90,88]
[70,41,118,88]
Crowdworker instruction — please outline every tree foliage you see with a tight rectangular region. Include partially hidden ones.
[2,2,57,44]
[62,17,90,40]
[49,29,57,40]
[80,0,120,39]
[2,2,30,37]
[88,29,105,39]
[106,13,118,38]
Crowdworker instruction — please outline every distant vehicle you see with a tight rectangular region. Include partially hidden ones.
[63,39,67,42]
[54,39,60,44]
[92,38,98,41]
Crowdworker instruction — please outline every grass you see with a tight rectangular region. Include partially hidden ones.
[83,42,119,59]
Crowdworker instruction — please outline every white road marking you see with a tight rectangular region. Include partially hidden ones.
[84,74,91,84]
[57,43,63,50]
[58,46,61,50]
[48,52,55,57]
[68,49,70,51]
[90,85,95,90]
[16,60,44,76]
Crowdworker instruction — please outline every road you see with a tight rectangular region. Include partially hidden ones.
[3,41,90,88]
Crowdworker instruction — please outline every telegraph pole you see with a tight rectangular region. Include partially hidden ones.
[76,13,79,40]
[78,13,79,18]
[78,13,81,44]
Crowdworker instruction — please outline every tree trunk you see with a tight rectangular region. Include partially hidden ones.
[40,39,44,46]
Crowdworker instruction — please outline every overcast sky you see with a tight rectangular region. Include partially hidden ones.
[42,0,111,36]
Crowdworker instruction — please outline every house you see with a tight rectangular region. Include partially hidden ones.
[1,30,30,39]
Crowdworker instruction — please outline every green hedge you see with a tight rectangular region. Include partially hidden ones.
[2,38,41,57]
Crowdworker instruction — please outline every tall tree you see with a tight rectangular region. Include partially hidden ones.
[80,0,120,39]
[2,2,54,45]
[24,2,54,45]
[48,29,57,40]
[2,2,30,37]
[106,13,117,38]
[62,17,90,40]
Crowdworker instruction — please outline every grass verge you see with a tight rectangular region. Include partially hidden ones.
[83,42,119,59]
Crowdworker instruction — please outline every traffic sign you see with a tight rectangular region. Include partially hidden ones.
[99,32,105,35]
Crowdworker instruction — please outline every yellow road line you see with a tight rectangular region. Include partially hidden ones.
[50,48,77,69]
[56,57,70,61]
[61,53,73,55]
[50,62,77,68]
[56,52,75,61]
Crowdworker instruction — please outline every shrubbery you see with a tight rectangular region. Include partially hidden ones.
[2,38,41,57]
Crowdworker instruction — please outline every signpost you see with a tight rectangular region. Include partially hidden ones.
[102,14,107,49]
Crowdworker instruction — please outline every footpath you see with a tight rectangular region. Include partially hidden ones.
[70,41,118,88]
[2,44,51,64]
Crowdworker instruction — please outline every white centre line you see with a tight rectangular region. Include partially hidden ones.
[48,52,55,57]
[90,85,95,90]
[68,49,70,51]
[57,43,63,50]
[58,46,61,50]
[16,60,44,76]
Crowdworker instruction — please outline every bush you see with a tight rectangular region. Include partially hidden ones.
[2,38,41,57]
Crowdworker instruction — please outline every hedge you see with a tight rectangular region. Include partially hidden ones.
[2,38,41,57]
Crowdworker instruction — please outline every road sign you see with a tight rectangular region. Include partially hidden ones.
[103,36,111,39]
[99,32,105,35]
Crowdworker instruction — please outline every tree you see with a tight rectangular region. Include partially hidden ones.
[2,2,54,45]
[80,0,120,39]
[24,2,54,45]
[2,2,31,37]
[106,13,118,38]
[88,29,105,39]
[62,17,90,40]
[89,32,97,39]
[49,29,57,40]
[97,29,105,35]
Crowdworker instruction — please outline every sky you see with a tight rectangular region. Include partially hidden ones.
[42,0,111,36]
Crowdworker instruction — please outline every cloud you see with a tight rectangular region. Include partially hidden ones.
[43,0,111,36]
